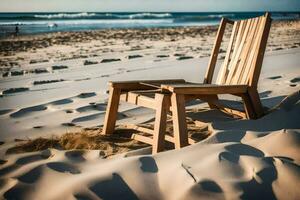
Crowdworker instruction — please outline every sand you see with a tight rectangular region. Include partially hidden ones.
[0,20,299,199]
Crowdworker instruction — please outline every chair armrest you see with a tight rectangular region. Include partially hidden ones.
[109,79,186,90]
[161,84,249,95]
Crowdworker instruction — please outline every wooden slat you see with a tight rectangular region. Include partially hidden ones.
[162,84,248,95]
[204,18,228,84]
[249,12,272,87]
[126,124,197,145]
[140,79,186,88]
[239,17,263,85]
[221,21,244,84]
[131,134,153,145]
[231,18,258,84]
[216,21,240,84]
[225,19,246,80]
[164,135,197,145]
[120,91,159,109]
[210,101,247,119]
[124,124,154,135]
[237,17,261,85]
[225,19,252,85]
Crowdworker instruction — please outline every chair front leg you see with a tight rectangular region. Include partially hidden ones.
[171,93,189,149]
[102,86,121,135]
[152,93,168,154]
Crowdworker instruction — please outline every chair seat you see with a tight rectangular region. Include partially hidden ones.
[120,90,170,110]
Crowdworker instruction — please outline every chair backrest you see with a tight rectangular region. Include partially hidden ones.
[204,13,272,87]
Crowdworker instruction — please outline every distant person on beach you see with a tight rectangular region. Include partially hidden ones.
[15,25,19,35]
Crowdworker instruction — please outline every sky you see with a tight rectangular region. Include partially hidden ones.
[0,0,300,12]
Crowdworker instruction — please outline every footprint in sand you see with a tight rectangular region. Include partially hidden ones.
[2,87,29,95]
[156,54,170,58]
[47,162,81,174]
[65,150,86,162]
[71,113,104,123]
[10,105,47,118]
[267,75,282,80]
[4,182,29,199]
[33,79,65,85]
[127,55,143,59]
[0,159,7,165]
[76,103,106,113]
[52,65,68,70]
[65,109,74,114]
[16,152,52,165]
[84,60,98,65]
[17,165,44,184]
[218,151,239,163]
[77,92,97,99]
[101,58,121,63]
[33,125,44,129]
[49,98,73,105]
[289,77,300,87]
[225,144,264,158]
[177,56,194,60]
[29,68,49,74]
[61,122,77,127]
[259,90,272,98]
[0,109,14,116]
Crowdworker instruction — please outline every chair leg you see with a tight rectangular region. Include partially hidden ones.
[248,88,264,118]
[152,94,168,154]
[171,93,188,149]
[241,93,256,119]
[207,95,219,109]
[102,86,121,135]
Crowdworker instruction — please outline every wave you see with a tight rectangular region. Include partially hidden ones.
[5,12,174,20]
[0,19,173,26]
[34,12,97,19]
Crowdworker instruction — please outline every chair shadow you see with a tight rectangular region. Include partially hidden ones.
[187,95,300,135]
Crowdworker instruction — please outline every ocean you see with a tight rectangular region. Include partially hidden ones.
[0,12,299,37]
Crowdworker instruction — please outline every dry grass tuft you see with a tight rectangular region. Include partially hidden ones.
[6,122,212,157]
[7,127,149,157]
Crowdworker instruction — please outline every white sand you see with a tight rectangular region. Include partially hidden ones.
[0,22,299,199]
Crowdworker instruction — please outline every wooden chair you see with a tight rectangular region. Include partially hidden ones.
[102,13,272,153]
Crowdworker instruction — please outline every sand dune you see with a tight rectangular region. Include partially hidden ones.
[0,92,299,199]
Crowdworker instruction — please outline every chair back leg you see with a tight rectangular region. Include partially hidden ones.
[102,86,121,135]
[241,92,256,119]
[152,94,168,153]
[247,88,264,118]
[171,93,189,149]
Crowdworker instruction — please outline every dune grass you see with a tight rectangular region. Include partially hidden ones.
[7,121,211,157]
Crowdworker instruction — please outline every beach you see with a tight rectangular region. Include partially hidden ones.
[0,18,300,199]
